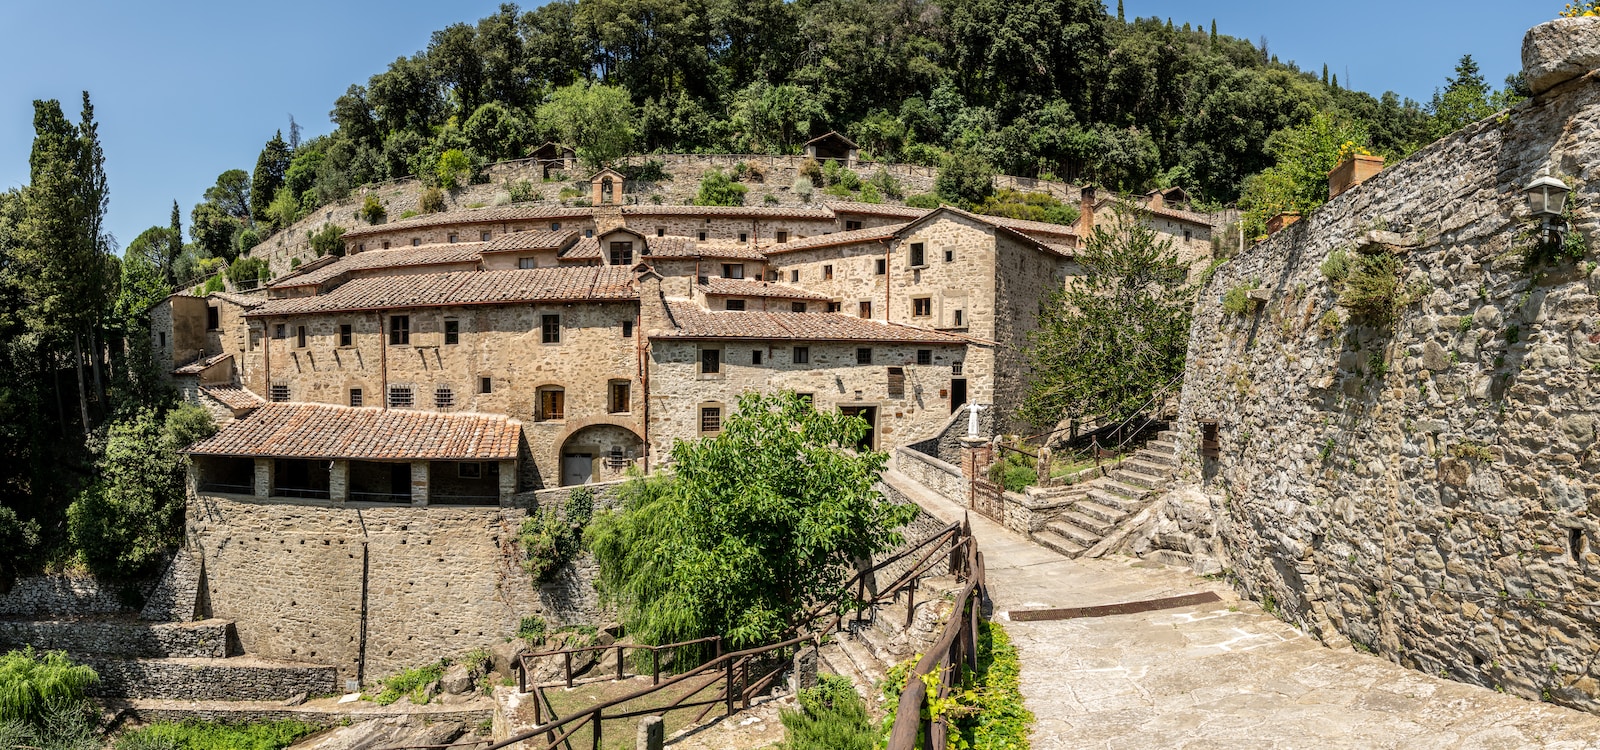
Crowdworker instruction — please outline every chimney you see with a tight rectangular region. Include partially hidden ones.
[1328,155,1384,200]
[1078,187,1097,238]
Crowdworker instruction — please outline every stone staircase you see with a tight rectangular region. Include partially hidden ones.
[1031,429,1181,558]
[816,576,954,709]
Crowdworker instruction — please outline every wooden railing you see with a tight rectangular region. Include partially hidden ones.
[885,529,986,749]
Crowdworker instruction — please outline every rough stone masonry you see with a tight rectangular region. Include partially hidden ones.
[1133,17,1600,712]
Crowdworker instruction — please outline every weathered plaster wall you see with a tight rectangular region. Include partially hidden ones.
[1135,72,1600,710]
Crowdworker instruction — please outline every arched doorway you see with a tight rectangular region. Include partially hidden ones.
[559,424,644,486]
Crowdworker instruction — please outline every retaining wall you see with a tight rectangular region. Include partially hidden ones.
[0,618,232,659]
[87,657,337,701]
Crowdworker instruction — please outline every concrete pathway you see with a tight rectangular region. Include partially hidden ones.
[887,469,1600,749]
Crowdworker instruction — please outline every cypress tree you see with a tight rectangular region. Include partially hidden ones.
[249,131,291,224]
[1323,64,1330,86]
[1210,19,1217,43]
[1117,0,1124,22]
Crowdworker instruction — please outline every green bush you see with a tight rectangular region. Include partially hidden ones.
[936,151,996,207]
[1329,251,1418,323]
[0,649,98,726]
[435,149,473,188]
[777,674,876,750]
[973,189,1080,226]
[506,180,541,203]
[227,257,270,285]
[517,615,547,642]
[986,448,1038,492]
[359,194,386,225]
[792,177,814,202]
[1221,285,1255,315]
[694,169,748,207]
[289,257,301,270]
[880,621,1032,749]
[798,158,823,187]
[520,487,594,583]
[117,721,318,750]
[202,275,224,294]
[308,224,346,257]
[264,188,301,230]
[764,193,781,205]
[367,662,446,705]
[905,193,940,209]
[419,187,447,214]
[866,169,904,200]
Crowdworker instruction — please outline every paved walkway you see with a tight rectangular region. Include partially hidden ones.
[887,469,1600,749]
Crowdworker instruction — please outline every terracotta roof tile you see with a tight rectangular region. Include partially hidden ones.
[655,301,966,344]
[560,237,602,261]
[481,230,579,253]
[271,244,486,288]
[1096,197,1214,227]
[201,386,264,411]
[174,352,232,376]
[187,402,521,460]
[697,278,831,301]
[621,204,835,220]
[823,201,929,219]
[683,242,767,260]
[762,224,904,255]
[342,204,594,238]
[209,291,266,309]
[248,267,636,317]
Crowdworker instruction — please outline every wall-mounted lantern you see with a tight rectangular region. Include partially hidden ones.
[1526,174,1572,242]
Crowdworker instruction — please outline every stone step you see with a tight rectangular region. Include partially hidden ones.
[1157,429,1183,442]
[85,655,336,702]
[1148,439,1180,454]
[817,642,873,700]
[1130,450,1176,468]
[1032,530,1086,558]
[1097,480,1151,501]
[1111,467,1167,490]
[1122,457,1174,477]
[1072,499,1126,526]
[1057,510,1114,536]
[1087,488,1145,513]
[1045,519,1102,548]
[835,630,887,687]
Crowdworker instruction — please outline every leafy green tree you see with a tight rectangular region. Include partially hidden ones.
[1020,205,1193,428]
[728,81,823,153]
[190,201,243,261]
[588,392,916,648]
[435,149,473,188]
[463,102,532,162]
[694,169,749,206]
[1429,54,1495,139]
[205,169,252,223]
[0,648,98,726]
[309,224,347,257]
[250,131,292,221]
[537,82,637,168]
[1238,113,1370,238]
[127,226,182,286]
[935,150,996,207]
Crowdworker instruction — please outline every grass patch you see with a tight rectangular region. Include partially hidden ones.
[117,720,319,750]
[366,662,446,705]
[777,674,875,750]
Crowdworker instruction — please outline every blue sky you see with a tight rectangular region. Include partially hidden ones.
[0,1,1565,252]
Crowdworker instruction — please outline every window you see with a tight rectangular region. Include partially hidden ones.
[411,238,420,247]
[1200,420,1221,459]
[383,241,391,249]
[944,247,954,262]
[823,265,834,280]
[480,376,492,394]
[480,231,491,242]
[725,299,746,311]
[206,306,220,331]
[856,347,873,364]
[700,406,722,434]
[827,302,841,313]
[859,301,873,319]
[796,392,814,407]
[434,385,455,409]
[751,350,763,365]
[358,243,365,252]
[656,228,665,237]
[339,324,353,347]
[519,257,537,269]
[912,297,932,317]
[388,316,410,345]
[541,314,561,344]
[295,325,307,348]
[845,220,863,230]
[875,258,887,275]
[388,385,414,408]
[448,233,458,243]
[1184,230,1193,242]
[698,231,707,241]
[767,270,778,281]
[269,384,290,402]
[952,360,964,376]
[700,348,722,375]
[776,231,789,243]
[793,346,810,364]
[538,387,565,420]
[584,229,594,238]
[622,320,634,337]
[349,388,363,407]
[789,270,799,283]
[738,232,749,243]
[158,332,166,348]
[608,380,631,413]
[444,320,459,345]
[551,222,561,231]
[609,241,634,266]
[458,462,482,479]
[791,302,807,313]
[888,367,906,398]
[910,242,926,267]
[953,309,965,327]
[722,264,744,279]
[274,324,287,339]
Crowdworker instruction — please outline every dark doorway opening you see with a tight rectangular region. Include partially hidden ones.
[950,379,968,413]
[839,406,877,452]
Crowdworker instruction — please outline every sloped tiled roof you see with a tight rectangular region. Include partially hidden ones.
[621,204,835,220]
[210,291,266,309]
[560,237,602,261]
[248,267,636,316]
[762,224,905,255]
[656,301,966,344]
[683,242,768,260]
[201,386,264,412]
[986,214,1079,238]
[187,402,522,460]
[272,244,486,288]
[481,230,579,253]
[823,201,929,219]
[698,278,831,301]
[342,204,594,238]
[1095,196,1214,227]
[174,352,232,376]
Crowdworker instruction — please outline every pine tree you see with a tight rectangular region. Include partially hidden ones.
[1117,0,1125,22]
[249,131,292,223]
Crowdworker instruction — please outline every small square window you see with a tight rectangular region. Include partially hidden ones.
[953,309,965,327]
[738,232,748,243]
[791,302,807,313]
[584,229,594,238]
[622,320,634,337]
[776,231,789,243]
[519,257,537,269]
[349,388,363,407]
[701,348,722,375]
[434,386,455,409]
[725,299,746,311]
[206,306,220,331]
[912,297,932,317]
[917,349,933,365]
[339,324,353,347]
[158,332,166,347]
[480,376,492,394]
[793,346,810,364]
[944,248,954,262]
[823,264,834,280]
[480,231,491,242]
[722,263,744,279]
[845,220,863,231]
[609,241,634,266]
[952,360,964,376]
[796,392,814,407]
[888,367,906,398]
[656,228,665,237]
[875,258,887,275]
[411,238,420,247]
[698,231,707,241]
[269,383,290,402]
[295,325,307,348]
[859,301,873,319]
[826,302,841,313]
[856,347,873,365]
[458,462,482,479]
[700,406,722,433]
[752,350,763,365]
[551,222,562,231]
[383,241,391,249]
[389,315,410,345]
[541,314,561,344]
[609,380,631,414]
[448,233,458,243]
[539,388,566,420]
[388,385,413,408]
[910,243,926,267]
[789,270,799,283]
[444,320,459,344]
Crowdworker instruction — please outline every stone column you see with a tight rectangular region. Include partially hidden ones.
[254,457,274,499]
[498,460,518,507]
[635,716,664,750]
[330,460,349,504]
[411,461,430,506]
[790,644,818,694]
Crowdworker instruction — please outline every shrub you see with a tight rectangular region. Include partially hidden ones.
[974,189,1081,226]
[1221,285,1255,315]
[399,210,419,219]
[694,169,748,207]
[289,257,301,270]
[0,649,98,726]
[1319,248,1351,283]
[650,193,664,204]
[1330,251,1419,323]
[792,177,814,202]
[232,227,261,257]
[227,256,270,285]
[517,615,547,642]
[506,179,540,203]
[359,194,386,225]
[520,487,594,583]
[905,193,940,209]
[557,186,584,200]
[798,158,823,187]
[435,149,473,188]
[777,674,875,750]
[936,151,996,207]
[264,188,301,230]
[117,720,318,750]
[202,275,224,294]
[308,224,346,257]
[368,662,446,705]
[859,184,883,204]
[764,194,781,205]
[419,187,447,214]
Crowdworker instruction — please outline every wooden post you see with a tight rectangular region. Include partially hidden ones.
[905,577,917,628]
[592,710,602,750]
[740,661,750,709]
[617,645,625,681]
[533,686,542,724]
[517,660,526,694]
[725,658,736,717]
[652,649,660,685]
[565,651,574,689]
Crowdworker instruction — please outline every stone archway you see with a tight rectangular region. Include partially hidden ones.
[557,421,645,486]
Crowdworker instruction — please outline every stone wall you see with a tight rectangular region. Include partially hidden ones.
[0,575,147,618]
[86,657,336,701]
[0,618,231,659]
[1132,53,1600,711]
